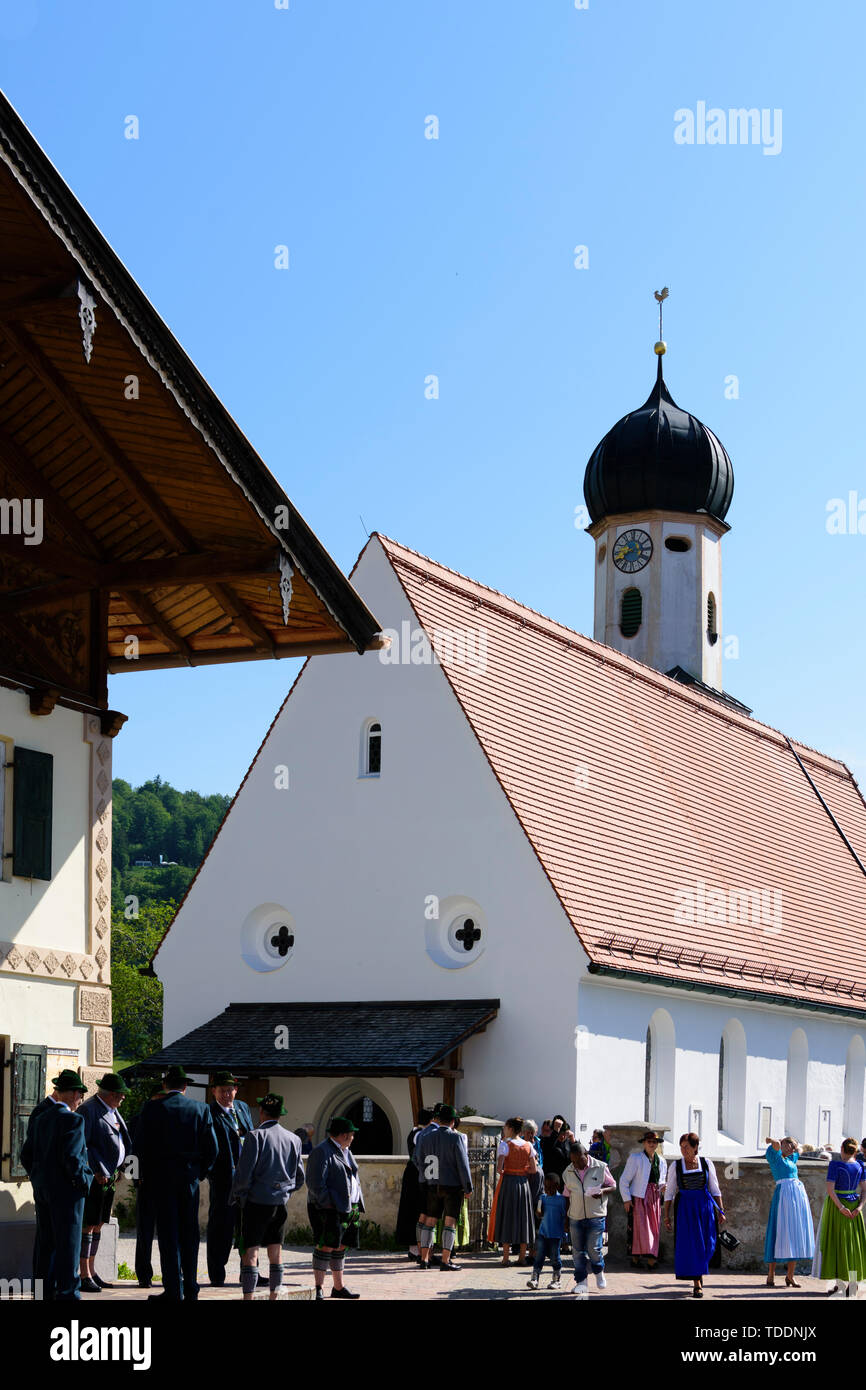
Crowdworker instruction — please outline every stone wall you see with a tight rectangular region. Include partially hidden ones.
[603,1123,831,1271]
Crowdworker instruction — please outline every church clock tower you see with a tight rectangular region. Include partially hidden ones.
[582,308,734,689]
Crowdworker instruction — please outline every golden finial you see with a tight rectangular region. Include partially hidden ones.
[653,286,669,355]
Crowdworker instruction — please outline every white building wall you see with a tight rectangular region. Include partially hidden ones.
[0,691,88,950]
[576,977,866,1157]
[158,540,585,1131]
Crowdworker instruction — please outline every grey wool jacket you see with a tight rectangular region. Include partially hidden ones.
[229,1120,305,1206]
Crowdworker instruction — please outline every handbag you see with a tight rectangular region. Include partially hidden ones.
[718,1227,739,1251]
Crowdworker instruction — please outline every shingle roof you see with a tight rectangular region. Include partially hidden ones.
[126,1000,500,1077]
[377,535,866,1013]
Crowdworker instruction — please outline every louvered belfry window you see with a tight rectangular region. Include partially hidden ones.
[12,747,53,879]
[620,587,642,638]
[707,592,718,645]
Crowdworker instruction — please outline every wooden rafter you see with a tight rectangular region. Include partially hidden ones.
[0,549,280,614]
[0,321,198,551]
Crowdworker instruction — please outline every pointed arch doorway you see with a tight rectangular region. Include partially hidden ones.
[315,1081,398,1155]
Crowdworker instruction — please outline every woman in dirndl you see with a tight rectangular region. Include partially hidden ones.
[620,1130,667,1268]
[663,1132,726,1298]
[763,1137,814,1287]
[811,1137,866,1297]
[488,1117,538,1266]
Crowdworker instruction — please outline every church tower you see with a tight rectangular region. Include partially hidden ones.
[582,309,734,689]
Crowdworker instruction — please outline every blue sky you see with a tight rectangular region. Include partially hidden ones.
[4,0,866,794]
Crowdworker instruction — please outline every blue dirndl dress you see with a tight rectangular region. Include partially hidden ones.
[763,1145,814,1263]
[673,1158,718,1279]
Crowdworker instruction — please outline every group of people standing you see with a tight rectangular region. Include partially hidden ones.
[20,1064,368,1301]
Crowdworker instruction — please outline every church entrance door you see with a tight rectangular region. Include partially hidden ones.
[342,1096,393,1154]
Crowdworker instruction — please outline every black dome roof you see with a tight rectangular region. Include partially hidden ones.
[583,357,734,525]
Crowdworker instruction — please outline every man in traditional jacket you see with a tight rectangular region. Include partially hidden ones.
[206,1070,254,1286]
[230,1092,305,1299]
[23,1069,91,1300]
[306,1115,365,1300]
[78,1072,132,1291]
[134,1065,218,1301]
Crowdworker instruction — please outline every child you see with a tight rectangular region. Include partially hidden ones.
[527,1173,569,1290]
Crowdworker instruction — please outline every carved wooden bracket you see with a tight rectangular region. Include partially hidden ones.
[29,686,60,716]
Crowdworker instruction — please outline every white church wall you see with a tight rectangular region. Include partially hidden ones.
[158,539,586,1128]
[576,977,866,1157]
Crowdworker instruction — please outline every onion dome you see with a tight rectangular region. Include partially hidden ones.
[583,354,734,525]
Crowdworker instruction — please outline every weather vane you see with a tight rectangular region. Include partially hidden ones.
[653,286,669,356]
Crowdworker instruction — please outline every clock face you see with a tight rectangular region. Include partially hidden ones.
[612,528,653,573]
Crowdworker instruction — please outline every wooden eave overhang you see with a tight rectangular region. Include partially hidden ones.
[0,89,381,710]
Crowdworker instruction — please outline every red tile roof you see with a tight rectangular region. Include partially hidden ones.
[378,535,866,1013]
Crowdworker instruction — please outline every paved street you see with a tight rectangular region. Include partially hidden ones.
[97,1238,850,1302]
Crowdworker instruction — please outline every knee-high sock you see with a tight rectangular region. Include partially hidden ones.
[419,1226,434,1248]
[329,1251,346,1275]
[80,1232,94,1259]
[441,1226,456,1252]
[269,1263,283,1291]
[312,1249,331,1274]
[90,1231,101,1261]
[241,1265,258,1296]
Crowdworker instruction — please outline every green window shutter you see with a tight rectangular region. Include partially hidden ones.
[11,1043,47,1179]
[12,747,53,880]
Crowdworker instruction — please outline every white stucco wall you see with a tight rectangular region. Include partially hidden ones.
[0,689,89,951]
[576,976,866,1156]
[157,540,586,1129]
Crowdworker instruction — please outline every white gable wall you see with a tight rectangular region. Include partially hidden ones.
[158,539,586,1126]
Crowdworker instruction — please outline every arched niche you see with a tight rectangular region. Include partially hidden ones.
[644,1008,675,1129]
[717,1018,747,1143]
[843,1035,866,1139]
[785,1027,809,1144]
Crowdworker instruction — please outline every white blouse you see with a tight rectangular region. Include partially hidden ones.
[664,1155,721,1201]
[619,1149,668,1201]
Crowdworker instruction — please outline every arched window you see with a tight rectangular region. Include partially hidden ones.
[620,587,642,638]
[843,1035,866,1139]
[707,592,718,645]
[785,1028,809,1143]
[361,720,381,777]
[645,1008,675,1126]
[718,1019,747,1142]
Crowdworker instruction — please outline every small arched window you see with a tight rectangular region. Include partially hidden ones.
[620,587,642,638]
[364,721,381,776]
[707,592,718,645]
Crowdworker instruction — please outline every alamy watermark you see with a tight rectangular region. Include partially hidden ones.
[673,878,783,936]
[0,497,43,545]
[379,621,487,674]
[674,103,782,157]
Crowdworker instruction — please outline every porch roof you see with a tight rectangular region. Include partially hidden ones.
[124,999,500,1079]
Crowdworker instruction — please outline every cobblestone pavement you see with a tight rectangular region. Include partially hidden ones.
[101,1238,850,1301]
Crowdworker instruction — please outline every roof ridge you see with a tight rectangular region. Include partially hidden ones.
[372,533,855,781]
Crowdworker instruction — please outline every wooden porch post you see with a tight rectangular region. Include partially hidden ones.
[442,1048,461,1108]
[408,1074,423,1125]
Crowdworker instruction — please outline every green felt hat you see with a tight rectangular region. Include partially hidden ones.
[328,1114,359,1134]
[212,1071,240,1087]
[163,1065,192,1088]
[52,1069,87,1092]
[438,1103,458,1121]
[95,1072,130,1094]
[257,1093,288,1116]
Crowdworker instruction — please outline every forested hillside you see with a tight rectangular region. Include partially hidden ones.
[110,776,230,1061]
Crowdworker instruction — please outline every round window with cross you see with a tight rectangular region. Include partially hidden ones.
[448,914,482,954]
[265,922,295,960]
[424,895,486,970]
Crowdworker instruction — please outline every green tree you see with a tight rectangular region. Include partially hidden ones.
[111,900,173,1062]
